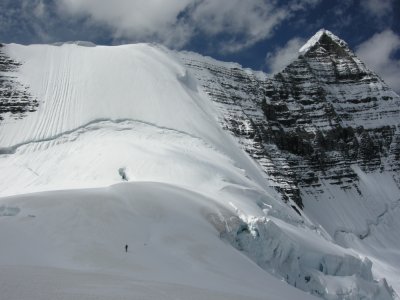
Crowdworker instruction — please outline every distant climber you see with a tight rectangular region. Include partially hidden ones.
[125,244,128,252]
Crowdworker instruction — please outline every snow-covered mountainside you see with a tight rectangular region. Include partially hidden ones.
[0,31,399,300]
[178,29,400,297]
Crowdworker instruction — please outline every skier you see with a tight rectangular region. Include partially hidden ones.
[125,244,128,253]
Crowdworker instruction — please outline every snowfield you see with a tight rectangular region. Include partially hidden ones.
[0,182,319,300]
[0,41,399,299]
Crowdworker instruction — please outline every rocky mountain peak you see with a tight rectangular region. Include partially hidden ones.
[299,29,349,56]
[180,29,400,211]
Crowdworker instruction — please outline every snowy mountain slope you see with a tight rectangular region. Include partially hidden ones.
[0,183,320,300]
[0,37,398,300]
[0,43,225,149]
[177,30,400,297]
[0,42,275,193]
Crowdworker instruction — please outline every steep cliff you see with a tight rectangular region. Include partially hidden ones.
[179,29,400,211]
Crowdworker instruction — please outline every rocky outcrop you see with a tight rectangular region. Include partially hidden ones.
[179,30,400,210]
[0,44,38,121]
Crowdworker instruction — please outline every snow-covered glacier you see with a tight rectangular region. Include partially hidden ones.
[0,31,399,300]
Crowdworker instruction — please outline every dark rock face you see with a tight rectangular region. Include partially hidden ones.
[179,53,303,207]
[179,30,400,210]
[0,45,38,121]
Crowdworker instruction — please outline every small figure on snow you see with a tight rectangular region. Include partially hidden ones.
[125,244,128,253]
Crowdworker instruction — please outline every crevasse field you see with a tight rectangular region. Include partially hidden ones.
[0,43,399,300]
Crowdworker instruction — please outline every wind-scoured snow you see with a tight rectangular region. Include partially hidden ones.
[0,43,217,147]
[0,41,399,300]
[0,43,271,188]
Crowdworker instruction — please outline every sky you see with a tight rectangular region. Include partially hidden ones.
[0,0,399,92]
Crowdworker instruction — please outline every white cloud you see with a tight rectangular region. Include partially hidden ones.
[57,0,194,48]
[56,0,320,52]
[33,0,46,18]
[288,0,321,11]
[361,0,394,18]
[265,37,305,73]
[189,0,288,52]
[356,30,400,93]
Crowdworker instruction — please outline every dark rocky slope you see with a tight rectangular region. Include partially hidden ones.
[179,29,400,211]
[0,44,38,121]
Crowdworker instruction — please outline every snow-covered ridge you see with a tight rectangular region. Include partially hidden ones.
[177,50,267,81]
